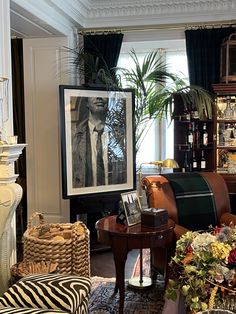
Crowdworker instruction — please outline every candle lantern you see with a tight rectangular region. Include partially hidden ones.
[220,32,236,83]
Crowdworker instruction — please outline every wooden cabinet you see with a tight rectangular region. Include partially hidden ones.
[212,83,236,212]
[173,86,236,211]
[173,96,215,172]
[212,83,236,172]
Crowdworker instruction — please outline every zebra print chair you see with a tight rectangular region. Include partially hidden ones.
[0,273,91,314]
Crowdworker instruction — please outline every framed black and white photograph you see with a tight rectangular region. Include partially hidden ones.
[121,190,142,226]
[59,85,135,198]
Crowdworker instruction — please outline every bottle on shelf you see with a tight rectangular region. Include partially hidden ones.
[190,105,199,120]
[217,96,225,119]
[224,96,232,119]
[191,151,198,171]
[200,150,206,171]
[218,123,225,146]
[186,123,193,147]
[182,152,190,172]
[202,123,208,146]
[194,124,200,149]
[230,128,235,139]
[232,96,236,118]
[181,105,190,121]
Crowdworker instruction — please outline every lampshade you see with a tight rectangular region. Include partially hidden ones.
[162,158,179,169]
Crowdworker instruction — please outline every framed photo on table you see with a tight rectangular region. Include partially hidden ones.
[59,85,135,198]
[121,190,142,226]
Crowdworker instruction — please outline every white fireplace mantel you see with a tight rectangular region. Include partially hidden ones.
[0,143,26,294]
[0,144,27,184]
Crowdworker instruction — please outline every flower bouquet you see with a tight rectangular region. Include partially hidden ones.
[166,225,236,313]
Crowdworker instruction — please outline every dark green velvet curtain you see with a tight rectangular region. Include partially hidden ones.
[11,38,27,231]
[185,27,235,92]
[83,33,123,85]
[84,33,123,69]
[70,33,124,229]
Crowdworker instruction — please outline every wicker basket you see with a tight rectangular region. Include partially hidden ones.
[23,212,90,277]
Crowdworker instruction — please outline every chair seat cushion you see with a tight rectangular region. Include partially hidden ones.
[0,273,91,313]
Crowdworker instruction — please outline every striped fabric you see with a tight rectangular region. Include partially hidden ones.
[0,308,67,313]
[0,274,91,314]
[163,172,217,231]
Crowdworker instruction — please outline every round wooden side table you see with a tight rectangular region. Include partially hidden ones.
[95,215,175,314]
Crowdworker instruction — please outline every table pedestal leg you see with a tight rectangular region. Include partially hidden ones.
[128,248,152,289]
[112,237,128,314]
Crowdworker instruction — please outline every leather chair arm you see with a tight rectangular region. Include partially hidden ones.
[174,224,190,241]
[220,212,236,226]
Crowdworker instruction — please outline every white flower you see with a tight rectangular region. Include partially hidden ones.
[191,233,216,253]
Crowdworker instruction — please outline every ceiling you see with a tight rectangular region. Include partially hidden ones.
[10,0,236,38]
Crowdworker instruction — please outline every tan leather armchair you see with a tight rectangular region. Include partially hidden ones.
[142,172,236,278]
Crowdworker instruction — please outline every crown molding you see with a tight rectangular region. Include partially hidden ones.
[81,0,236,28]
[10,0,236,38]
[48,0,87,26]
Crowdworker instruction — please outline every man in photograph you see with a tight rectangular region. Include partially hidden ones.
[72,96,127,188]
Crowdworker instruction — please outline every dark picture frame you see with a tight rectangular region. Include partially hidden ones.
[59,85,135,198]
[121,190,142,226]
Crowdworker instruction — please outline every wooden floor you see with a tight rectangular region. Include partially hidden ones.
[90,248,140,279]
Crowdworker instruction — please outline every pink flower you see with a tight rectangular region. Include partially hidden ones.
[185,244,193,254]
[228,248,236,266]
[213,226,222,235]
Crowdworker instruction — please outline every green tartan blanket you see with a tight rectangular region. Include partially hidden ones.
[162,173,217,231]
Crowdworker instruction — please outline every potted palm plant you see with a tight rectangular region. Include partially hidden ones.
[112,49,213,153]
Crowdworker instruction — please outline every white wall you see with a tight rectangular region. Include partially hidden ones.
[23,37,70,223]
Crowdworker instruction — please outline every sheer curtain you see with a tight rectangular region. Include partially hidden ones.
[117,48,189,165]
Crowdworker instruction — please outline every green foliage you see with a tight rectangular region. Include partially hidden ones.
[166,227,236,312]
[114,50,214,152]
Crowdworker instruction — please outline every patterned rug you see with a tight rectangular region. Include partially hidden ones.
[88,249,165,314]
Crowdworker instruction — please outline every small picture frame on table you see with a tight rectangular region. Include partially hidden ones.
[121,190,142,226]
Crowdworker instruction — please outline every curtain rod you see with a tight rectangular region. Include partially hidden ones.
[78,20,236,35]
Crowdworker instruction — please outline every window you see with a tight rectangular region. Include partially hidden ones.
[117,46,189,165]
[164,50,189,159]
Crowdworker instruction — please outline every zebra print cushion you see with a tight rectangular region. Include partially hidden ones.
[0,273,91,313]
[0,307,67,313]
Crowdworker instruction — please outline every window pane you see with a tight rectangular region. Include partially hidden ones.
[117,48,189,165]
[165,50,189,159]
[117,52,158,165]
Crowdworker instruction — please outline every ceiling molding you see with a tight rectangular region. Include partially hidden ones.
[11,0,78,37]
[83,0,236,28]
[10,0,236,38]
[46,0,87,27]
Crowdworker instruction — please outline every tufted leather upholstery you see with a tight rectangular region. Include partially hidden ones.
[142,172,236,277]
